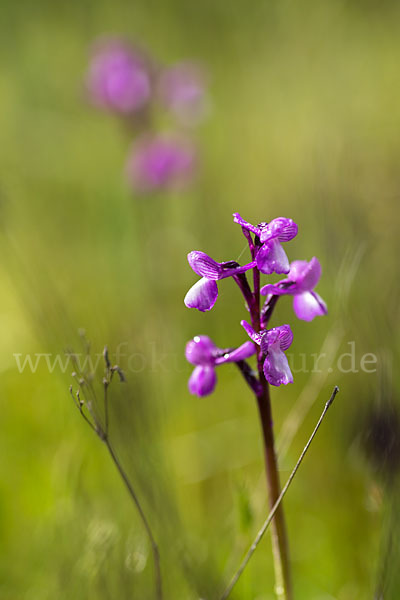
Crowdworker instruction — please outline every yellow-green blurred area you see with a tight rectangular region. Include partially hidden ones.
[1,0,400,598]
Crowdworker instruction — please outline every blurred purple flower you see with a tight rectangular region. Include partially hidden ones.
[184,251,256,311]
[186,335,255,396]
[86,39,151,114]
[261,257,327,321]
[233,213,298,275]
[241,321,294,386]
[158,62,208,125]
[126,134,196,192]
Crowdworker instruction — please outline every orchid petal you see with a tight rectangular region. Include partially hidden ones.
[232,213,261,236]
[184,277,218,311]
[288,257,321,291]
[259,218,298,243]
[240,320,262,345]
[256,239,290,275]
[260,282,291,296]
[219,260,257,279]
[293,291,327,321]
[261,324,293,354]
[263,342,293,386]
[185,335,217,366]
[215,341,256,365]
[187,251,222,280]
[188,365,217,396]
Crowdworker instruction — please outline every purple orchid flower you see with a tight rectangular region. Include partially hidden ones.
[241,320,294,386]
[158,62,208,126]
[86,38,152,114]
[260,257,327,322]
[186,335,256,397]
[126,134,196,192]
[184,251,256,312]
[233,213,298,275]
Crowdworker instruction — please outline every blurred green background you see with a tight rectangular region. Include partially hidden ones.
[1,0,400,598]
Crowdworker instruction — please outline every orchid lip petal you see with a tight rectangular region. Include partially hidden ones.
[256,239,290,275]
[184,277,218,311]
[263,343,293,386]
[312,291,328,314]
[293,291,327,321]
[188,365,217,396]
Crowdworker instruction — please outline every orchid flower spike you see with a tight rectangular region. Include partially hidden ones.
[233,213,298,275]
[241,320,294,387]
[184,251,255,311]
[261,257,328,321]
[185,335,256,396]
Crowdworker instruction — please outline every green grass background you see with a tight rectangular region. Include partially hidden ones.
[0,0,400,598]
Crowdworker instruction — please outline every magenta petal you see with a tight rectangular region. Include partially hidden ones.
[293,291,327,321]
[187,251,222,280]
[188,365,217,396]
[263,343,293,386]
[215,341,256,365]
[185,335,217,366]
[240,320,262,345]
[184,278,218,311]
[289,257,321,291]
[232,213,260,236]
[259,218,298,243]
[260,283,290,296]
[261,324,293,354]
[256,239,290,275]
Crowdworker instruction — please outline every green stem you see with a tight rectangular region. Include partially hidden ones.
[105,438,163,600]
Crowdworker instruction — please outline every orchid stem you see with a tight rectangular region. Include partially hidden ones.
[252,264,292,600]
[256,377,292,600]
[220,386,339,599]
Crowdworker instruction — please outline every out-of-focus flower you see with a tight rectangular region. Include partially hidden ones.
[86,39,152,114]
[241,321,294,386]
[158,62,208,125]
[184,251,256,311]
[233,213,298,275]
[261,257,327,321]
[126,134,196,192]
[185,335,255,396]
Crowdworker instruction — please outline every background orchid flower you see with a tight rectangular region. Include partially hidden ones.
[184,251,255,311]
[126,134,196,192]
[233,213,298,275]
[86,38,152,114]
[241,320,294,386]
[185,335,256,396]
[260,257,328,322]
